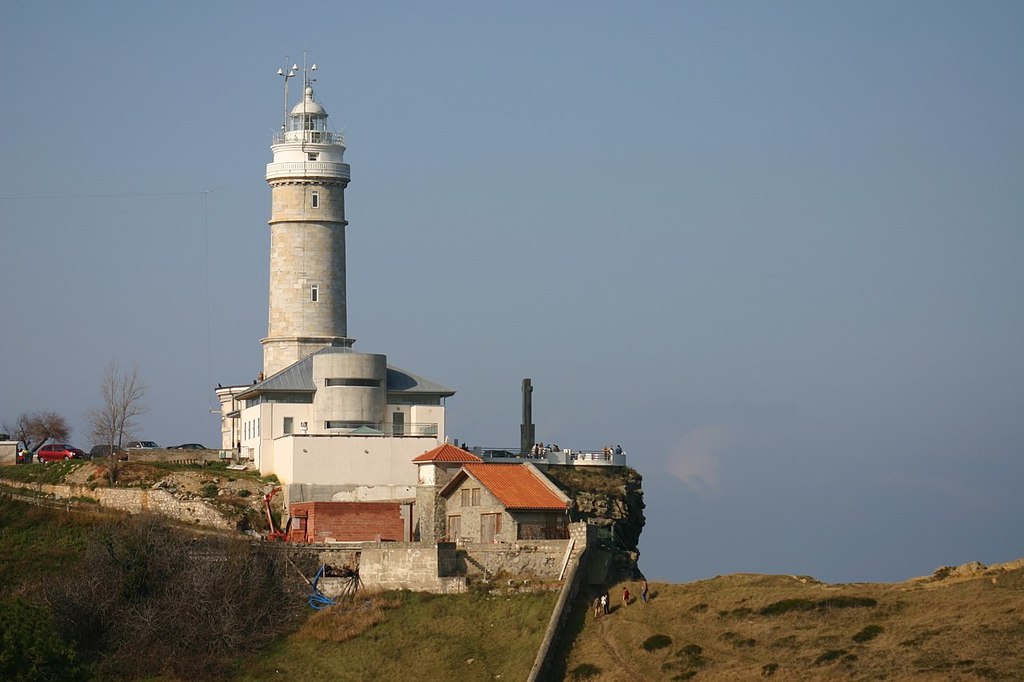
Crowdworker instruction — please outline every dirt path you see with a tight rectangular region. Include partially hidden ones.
[596,609,645,680]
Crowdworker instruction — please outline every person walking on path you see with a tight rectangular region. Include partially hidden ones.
[593,596,602,619]
[622,586,630,608]
[601,593,609,615]
[641,579,649,604]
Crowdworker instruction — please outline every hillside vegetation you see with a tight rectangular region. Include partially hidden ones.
[562,565,1024,681]
[4,469,1022,681]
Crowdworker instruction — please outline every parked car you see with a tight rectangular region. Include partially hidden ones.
[89,444,129,461]
[170,443,207,450]
[36,443,87,463]
[126,440,159,450]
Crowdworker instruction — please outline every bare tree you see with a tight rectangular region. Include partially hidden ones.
[86,361,145,483]
[2,411,70,454]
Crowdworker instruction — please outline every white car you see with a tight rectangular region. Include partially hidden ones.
[126,440,159,449]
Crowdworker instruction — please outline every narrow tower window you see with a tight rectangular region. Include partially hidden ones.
[310,284,319,302]
[311,190,320,208]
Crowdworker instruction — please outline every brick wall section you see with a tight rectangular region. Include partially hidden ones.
[289,501,405,542]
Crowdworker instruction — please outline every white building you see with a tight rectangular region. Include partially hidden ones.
[217,64,453,504]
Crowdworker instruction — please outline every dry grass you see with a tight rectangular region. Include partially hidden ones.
[564,563,1024,681]
[294,592,404,643]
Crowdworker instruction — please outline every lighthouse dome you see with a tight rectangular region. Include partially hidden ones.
[291,86,327,117]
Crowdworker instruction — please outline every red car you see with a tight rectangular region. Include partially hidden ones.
[36,443,87,463]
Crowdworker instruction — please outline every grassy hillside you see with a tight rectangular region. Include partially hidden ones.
[0,492,97,591]
[562,567,1024,680]
[5,487,1022,681]
[234,589,556,681]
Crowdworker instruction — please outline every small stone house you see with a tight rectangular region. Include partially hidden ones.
[438,462,570,543]
[412,443,482,543]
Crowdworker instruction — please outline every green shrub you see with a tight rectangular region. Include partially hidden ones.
[201,482,219,498]
[814,649,847,665]
[852,624,884,643]
[570,663,601,680]
[642,634,673,651]
[759,596,877,616]
[237,489,251,498]
[679,643,703,658]
[822,596,877,610]
[0,598,88,682]
[759,598,816,616]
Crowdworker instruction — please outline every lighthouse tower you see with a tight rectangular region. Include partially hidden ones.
[263,69,352,376]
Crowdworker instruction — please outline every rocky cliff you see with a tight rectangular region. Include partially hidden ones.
[541,465,645,581]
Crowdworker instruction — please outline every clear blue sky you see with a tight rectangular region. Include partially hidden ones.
[2,1,1021,584]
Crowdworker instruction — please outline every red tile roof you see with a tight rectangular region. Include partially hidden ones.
[412,443,482,463]
[460,463,568,511]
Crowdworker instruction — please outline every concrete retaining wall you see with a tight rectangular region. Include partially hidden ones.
[309,542,465,595]
[359,542,465,593]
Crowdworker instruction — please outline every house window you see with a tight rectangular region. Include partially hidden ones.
[461,489,471,507]
[472,488,481,506]
[311,190,319,207]
[308,152,319,162]
[283,417,293,435]
[310,284,319,302]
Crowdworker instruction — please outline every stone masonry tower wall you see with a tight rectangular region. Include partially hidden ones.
[263,79,352,377]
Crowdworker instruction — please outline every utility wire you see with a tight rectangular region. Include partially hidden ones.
[0,177,261,200]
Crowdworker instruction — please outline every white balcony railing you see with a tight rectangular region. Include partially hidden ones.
[273,130,345,146]
[266,161,351,180]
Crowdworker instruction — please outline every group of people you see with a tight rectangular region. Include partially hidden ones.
[529,442,557,457]
[593,580,649,618]
[601,444,624,459]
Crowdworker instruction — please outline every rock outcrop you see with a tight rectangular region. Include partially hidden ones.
[541,465,645,581]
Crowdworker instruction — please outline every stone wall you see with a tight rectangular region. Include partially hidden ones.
[2,480,232,529]
[461,539,570,579]
[461,524,588,580]
[527,525,592,682]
